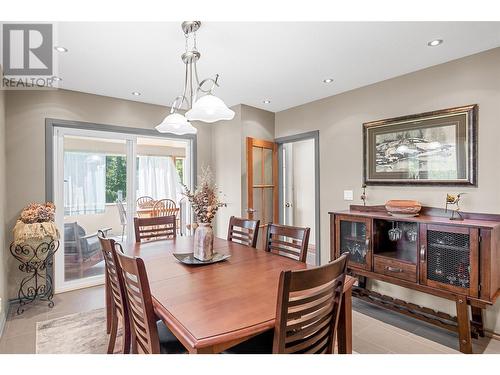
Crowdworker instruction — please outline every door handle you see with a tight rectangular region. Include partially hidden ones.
[420,245,426,261]
[246,208,256,213]
[285,202,292,208]
[385,266,403,273]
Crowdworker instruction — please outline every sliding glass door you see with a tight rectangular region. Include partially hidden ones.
[52,127,193,292]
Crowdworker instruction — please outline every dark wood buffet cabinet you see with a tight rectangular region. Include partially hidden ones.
[330,205,500,354]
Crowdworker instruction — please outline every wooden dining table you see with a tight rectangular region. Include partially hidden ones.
[123,236,355,354]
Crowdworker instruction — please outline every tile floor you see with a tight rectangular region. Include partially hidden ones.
[0,285,499,354]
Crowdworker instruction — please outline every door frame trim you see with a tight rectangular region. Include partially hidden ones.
[275,130,320,265]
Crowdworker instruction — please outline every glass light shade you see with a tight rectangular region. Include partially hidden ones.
[155,113,197,135]
[185,94,235,123]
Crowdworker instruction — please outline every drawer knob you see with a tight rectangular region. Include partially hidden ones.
[386,266,403,273]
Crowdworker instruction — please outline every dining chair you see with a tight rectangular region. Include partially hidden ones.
[137,195,154,208]
[116,200,127,241]
[136,196,155,218]
[151,199,177,217]
[152,199,181,235]
[273,253,349,353]
[114,251,186,354]
[230,253,349,354]
[227,216,260,248]
[98,234,130,354]
[134,215,176,243]
[264,223,310,263]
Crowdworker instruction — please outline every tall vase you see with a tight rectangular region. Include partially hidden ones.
[193,223,214,261]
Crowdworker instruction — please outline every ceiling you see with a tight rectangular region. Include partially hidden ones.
[55,22,500,112]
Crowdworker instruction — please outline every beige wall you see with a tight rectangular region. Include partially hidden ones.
[211,105,243,238]
[275,47,500,334]
[4,89,212,299]
[0,89,7,333]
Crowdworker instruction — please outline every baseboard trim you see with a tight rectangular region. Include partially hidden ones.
[484,329,500,341]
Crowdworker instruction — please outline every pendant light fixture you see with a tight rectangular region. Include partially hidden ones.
[156,21,234,135]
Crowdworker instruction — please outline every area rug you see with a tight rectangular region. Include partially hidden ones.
[36,308,357,354]
[36,308,116,354]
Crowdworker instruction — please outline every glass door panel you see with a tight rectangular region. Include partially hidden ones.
[61,134,127,285]
[252,146,262,186]
[251,187,274,225]
[335,215,372,270]
[136,137,190,235]
[263,148,273,185]
[54,128,195,292]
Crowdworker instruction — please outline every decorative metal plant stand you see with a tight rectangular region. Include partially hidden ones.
[9,239,60,315]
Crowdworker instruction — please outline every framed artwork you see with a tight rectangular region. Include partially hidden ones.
[363,105,478,186]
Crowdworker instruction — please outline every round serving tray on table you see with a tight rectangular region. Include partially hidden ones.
[173,252,231,265]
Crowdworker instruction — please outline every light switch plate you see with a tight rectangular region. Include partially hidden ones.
[344,190,354,201]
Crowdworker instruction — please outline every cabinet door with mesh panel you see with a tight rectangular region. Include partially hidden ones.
[419,224,479,297]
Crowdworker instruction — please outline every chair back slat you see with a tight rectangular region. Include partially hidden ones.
[227,216,260,248]
[134,215,176,243]
[273,254,349,354]
[152,199,178,218]
[265,224,310,263]
[115,251,161,354]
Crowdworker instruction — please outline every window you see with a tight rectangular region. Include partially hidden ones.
[174,157,185,183]
[105,155,127,203]
[105,155,184,203]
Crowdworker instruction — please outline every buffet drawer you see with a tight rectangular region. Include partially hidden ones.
[374,256,417,283]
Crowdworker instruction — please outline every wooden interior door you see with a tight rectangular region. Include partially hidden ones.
[246,137,278,247]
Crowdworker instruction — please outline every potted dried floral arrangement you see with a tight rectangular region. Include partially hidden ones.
[183,167,226,261]
[12,202,60,261]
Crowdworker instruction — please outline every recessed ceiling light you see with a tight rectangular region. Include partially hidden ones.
[54,46,68,52]
[132,91,141,96]
[263,100,271,104]
[323,78,334,83]
[427,39,443,47]
[52,76,62,81]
